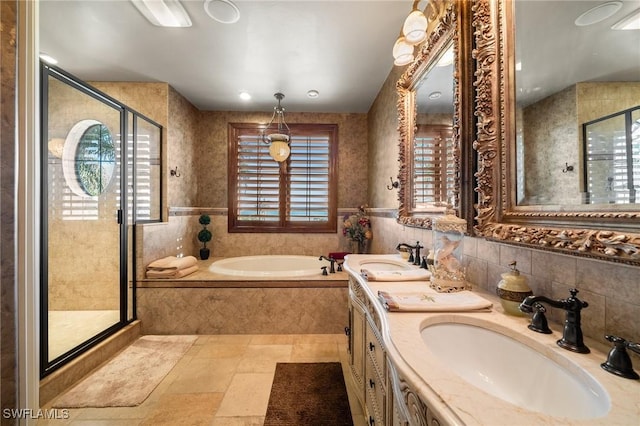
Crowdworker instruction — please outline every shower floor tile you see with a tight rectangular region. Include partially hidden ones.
[48,310,120,360]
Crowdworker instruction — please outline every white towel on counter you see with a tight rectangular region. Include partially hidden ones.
[378,290,492,312]
[361,268,431,282]
[145,265,199,279]
[147,255,198,271]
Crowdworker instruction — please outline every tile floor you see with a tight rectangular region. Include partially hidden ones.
[40,334,366,426]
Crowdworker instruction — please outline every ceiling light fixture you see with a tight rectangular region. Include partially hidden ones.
[574,1,622,26]
[402,0,428,44]
[131,0,192,27]
[239,91,251,101]
[204,0,240,24]
[261,93,291,162]
[612,7,640,30]
[307,90,320,99]
[393,0,429,66]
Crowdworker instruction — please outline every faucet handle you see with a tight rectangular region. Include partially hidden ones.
[528,302,552,334]
[601,335,639,380]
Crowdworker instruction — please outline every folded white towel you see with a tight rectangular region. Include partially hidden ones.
[361,268,431,282]
[147,256,198,271]
[378,290,492,312]
[146,265,199,279]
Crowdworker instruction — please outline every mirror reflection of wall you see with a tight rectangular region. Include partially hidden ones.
[514,0,640,207]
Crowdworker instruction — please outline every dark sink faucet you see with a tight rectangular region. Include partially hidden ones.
[319,256,336,273]
[519,288,590,354]
[396,242,423,266]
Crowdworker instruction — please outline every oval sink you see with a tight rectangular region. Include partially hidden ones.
[421,322,610,419]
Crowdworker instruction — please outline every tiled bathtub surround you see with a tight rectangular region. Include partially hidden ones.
[369,214,640,353]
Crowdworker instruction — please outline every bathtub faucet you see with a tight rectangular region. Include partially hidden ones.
[520,288,589,354]
[319,256,336,273]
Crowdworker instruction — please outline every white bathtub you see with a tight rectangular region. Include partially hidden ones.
[208,255,332,278]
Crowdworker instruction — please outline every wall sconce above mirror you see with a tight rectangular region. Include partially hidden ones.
[473,0,640,265]
[396,0,475,231]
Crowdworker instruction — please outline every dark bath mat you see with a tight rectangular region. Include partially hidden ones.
[264,362,354,426]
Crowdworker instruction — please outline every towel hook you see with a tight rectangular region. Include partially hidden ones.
[170,167,181,177]
[562,163,574,173]
[387,177,399,190]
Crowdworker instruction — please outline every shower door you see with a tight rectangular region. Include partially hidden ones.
[41,66,127,375]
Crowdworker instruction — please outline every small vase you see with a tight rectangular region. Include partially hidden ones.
[349,240,360,254]
[200,247,210,260]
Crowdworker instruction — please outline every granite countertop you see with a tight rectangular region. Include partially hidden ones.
[344,254,640,426]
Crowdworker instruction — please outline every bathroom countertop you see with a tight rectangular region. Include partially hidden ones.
[344,254,640,426]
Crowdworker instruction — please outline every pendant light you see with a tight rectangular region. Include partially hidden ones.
[261,93,291,162]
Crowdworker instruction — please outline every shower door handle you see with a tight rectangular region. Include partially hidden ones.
[117,209,123,224]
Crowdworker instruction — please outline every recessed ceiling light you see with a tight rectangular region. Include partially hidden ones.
[428,91,442,100]
[131,0,192,27]
[39,53,58,64]
[307,90,320,99]
[204,0,240,24]
[239,91,251,101]
[612,7,640,30]
[574,1,622,26]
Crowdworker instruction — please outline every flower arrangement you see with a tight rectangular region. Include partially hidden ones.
[342,205,372,244]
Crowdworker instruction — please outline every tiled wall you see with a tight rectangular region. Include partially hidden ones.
[369,215,640,348]
[366,58,639,352]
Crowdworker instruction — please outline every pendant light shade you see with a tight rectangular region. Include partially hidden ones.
[261,93,292,162]
[403,9,428,44]
[393,36,414,66]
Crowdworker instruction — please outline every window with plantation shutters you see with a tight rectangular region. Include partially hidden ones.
[228,123,338,233]
[413,125,454,209]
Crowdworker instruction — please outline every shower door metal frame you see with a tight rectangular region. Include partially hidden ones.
[39,63,163,377]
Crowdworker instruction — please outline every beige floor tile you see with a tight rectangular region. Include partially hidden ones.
[69,420,142,426]
[293,333,344,344]
[194,343,248,359]
[291,342,340,361]
[42,334,361,426]
[210,416,265,426]
[168,358,240,393]
[236,344,292,373]
[197,335,254,345]
[214,373,274,418]
[249,334,297,345]
[140,393,223,426]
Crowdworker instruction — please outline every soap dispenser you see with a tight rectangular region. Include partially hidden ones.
[496,261,532,316]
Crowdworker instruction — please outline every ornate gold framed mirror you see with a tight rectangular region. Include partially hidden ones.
[396,0,475,231]
[473,0,640,265]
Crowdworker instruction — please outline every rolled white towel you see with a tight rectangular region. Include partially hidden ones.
[147,255,198,271]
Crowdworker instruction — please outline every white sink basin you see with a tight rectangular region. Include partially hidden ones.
[421,321,610,419]
[358,258,414,271]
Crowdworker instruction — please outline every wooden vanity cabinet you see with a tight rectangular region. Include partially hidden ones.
[347,277,399,425]
[347,275,443,426]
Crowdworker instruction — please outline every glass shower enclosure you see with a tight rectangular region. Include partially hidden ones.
[40,64,162,376]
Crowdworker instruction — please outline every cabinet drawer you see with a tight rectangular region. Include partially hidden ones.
[365,354,385,425]
[366,319,385,380]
